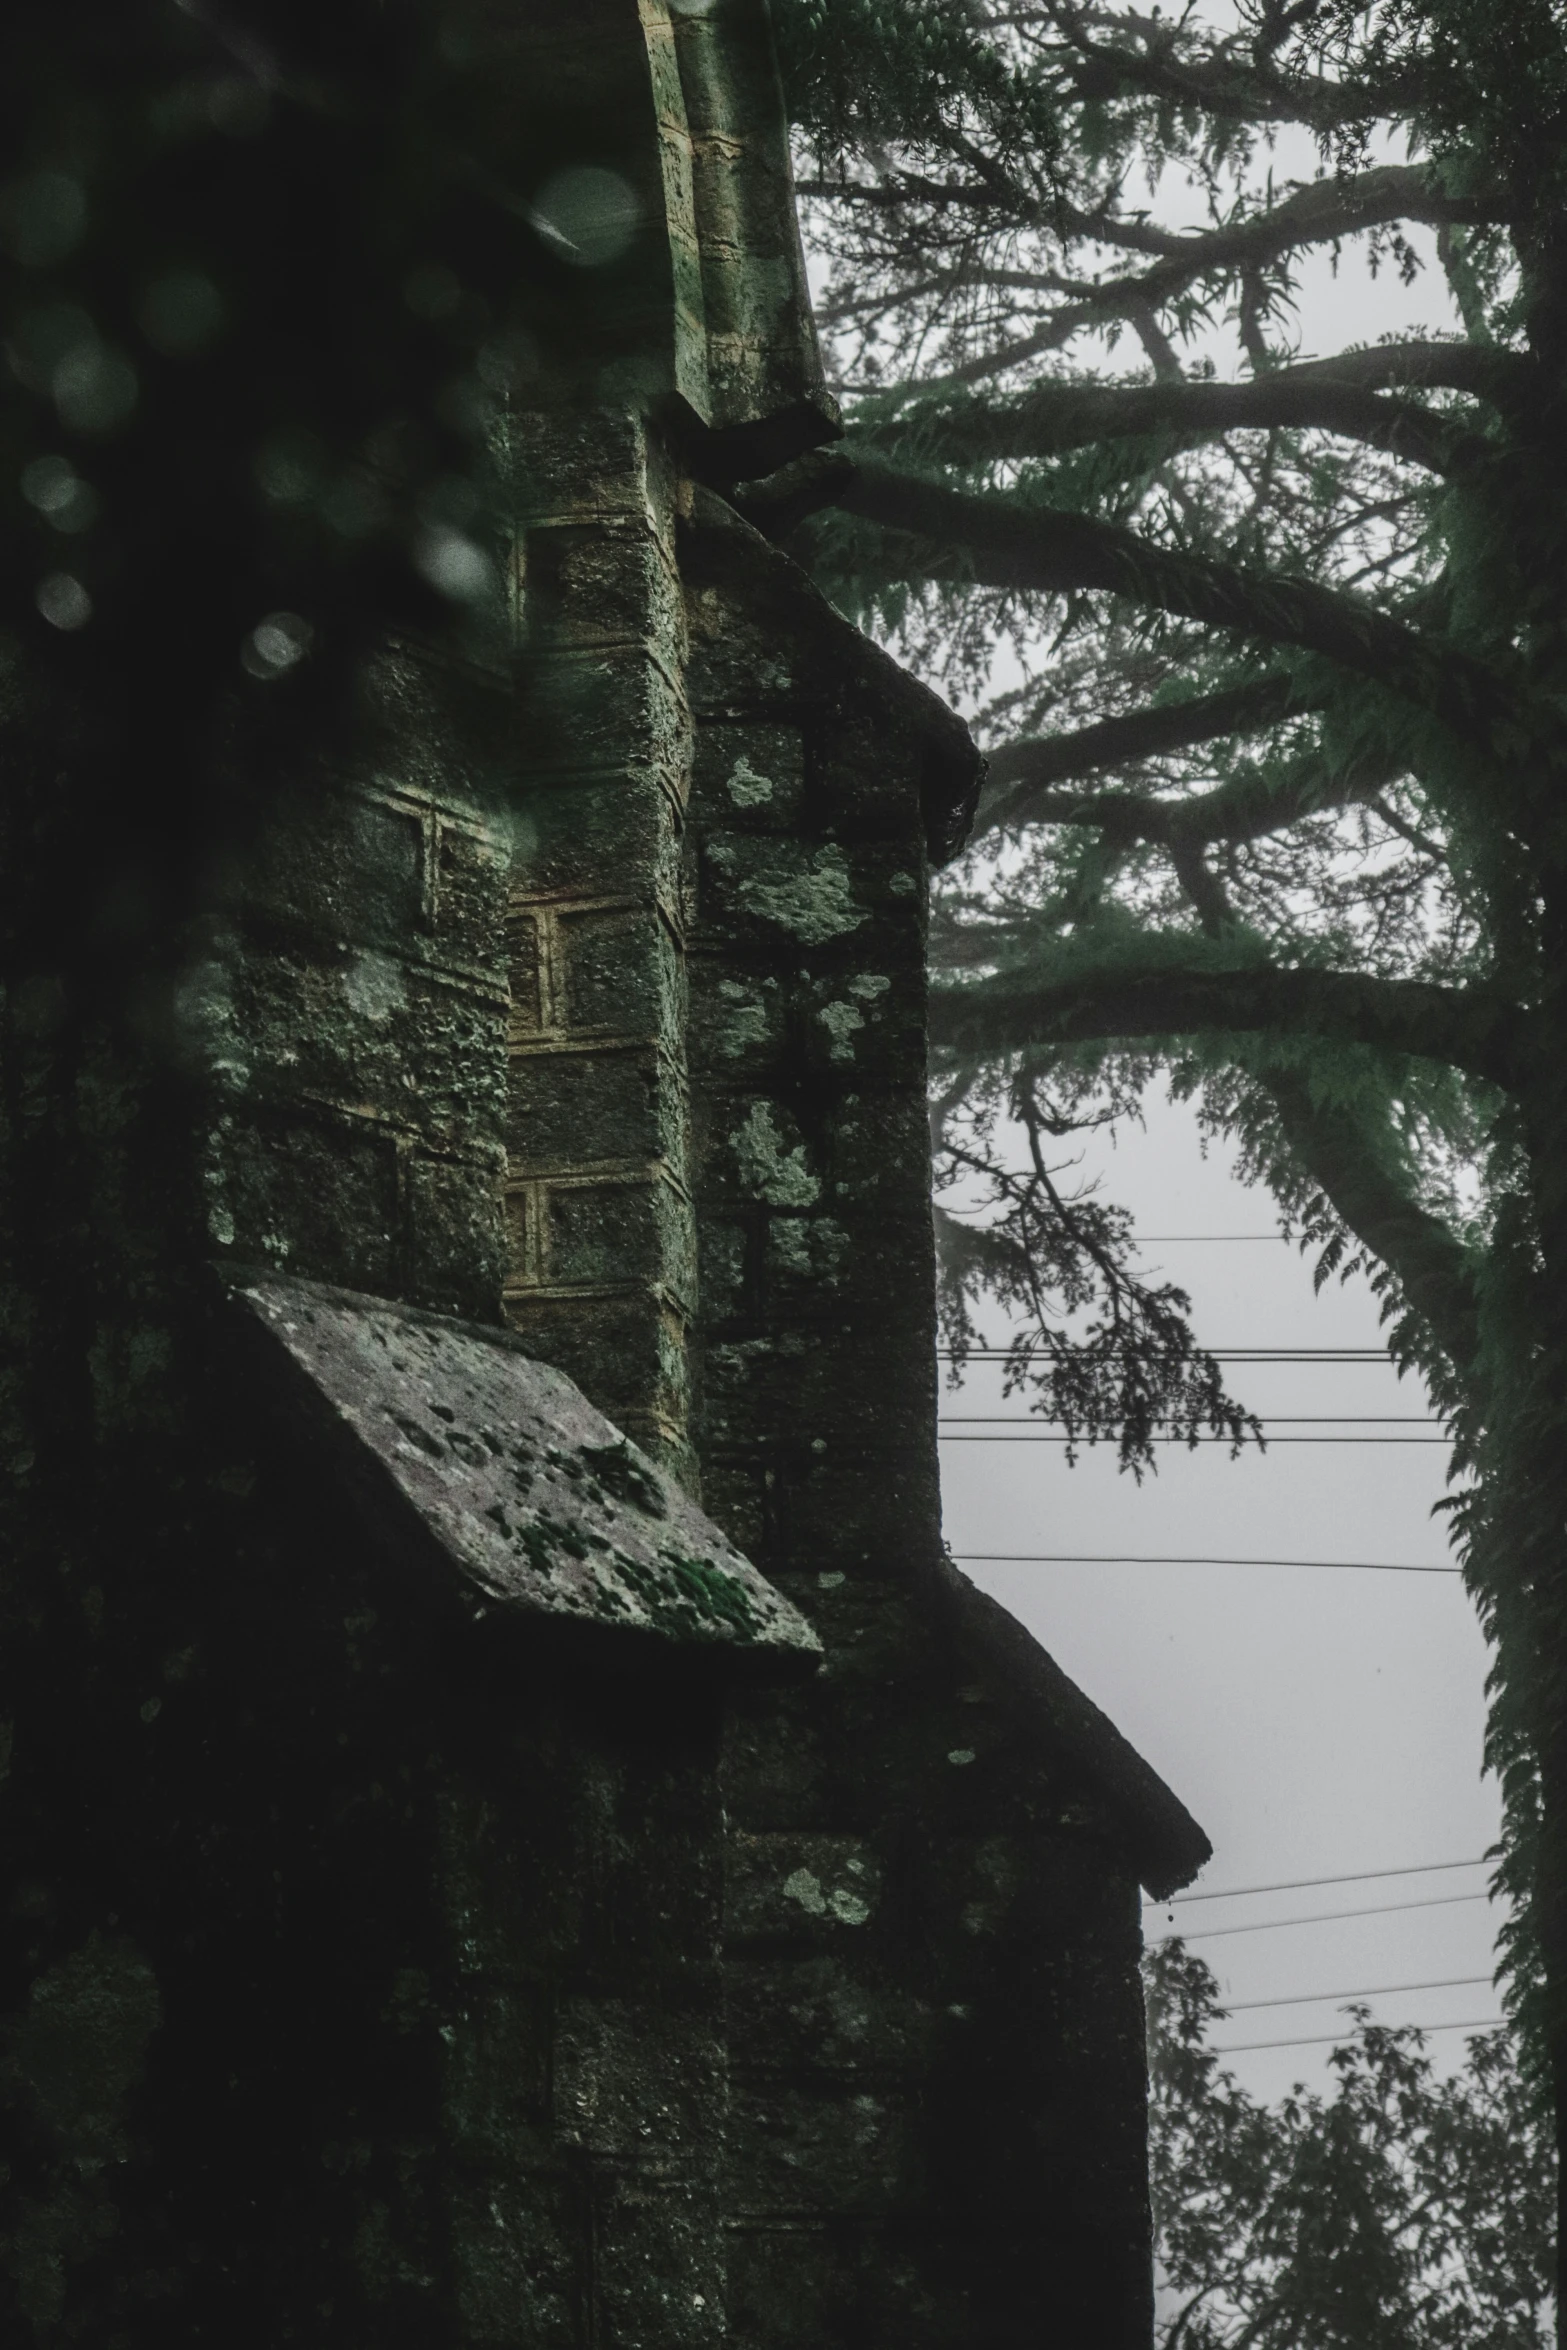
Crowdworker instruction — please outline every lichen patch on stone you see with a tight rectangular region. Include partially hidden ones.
[730,1101,819,1206]
[735,844,866,944]
[818,1000,864,1061]
[726,754,774,807]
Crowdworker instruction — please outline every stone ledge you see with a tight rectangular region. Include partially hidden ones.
[228,1270,821,1681]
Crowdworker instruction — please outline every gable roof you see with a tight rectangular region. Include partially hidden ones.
[936,1553,1212,1901]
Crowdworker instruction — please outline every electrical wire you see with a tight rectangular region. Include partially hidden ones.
[937,1348,1394,1361]
[1164,1857,1486,1904]
[939,1415,1439,1425]
[1148,1890,1493,1943]
[953,1554,1460,1574]
[1221,1974,1492,2015]
[1214,2015,1503,2055]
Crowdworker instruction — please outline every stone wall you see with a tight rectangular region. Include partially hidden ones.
[678,497,1174,2350]
[0,611,741,2344]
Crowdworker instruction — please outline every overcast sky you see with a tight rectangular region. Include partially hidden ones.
[940,1086,1502,2102]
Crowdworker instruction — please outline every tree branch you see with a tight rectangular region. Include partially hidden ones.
[986,739,1404,844]
[930,957,1527,1087]
[1162,843,1485,1376]
[979,673,1326,809]
[930,167,1501,382]
[833,458,1509,738]
[1049,17,1430,132]
[858,369,1483,475]
[1263,1072,1483,1375]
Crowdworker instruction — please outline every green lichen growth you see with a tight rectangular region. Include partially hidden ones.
[610,1547,761,1640]
[731,1101,819,1206]
[734,843,866,943]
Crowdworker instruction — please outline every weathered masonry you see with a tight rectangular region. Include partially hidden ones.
[0,3,1209,2344]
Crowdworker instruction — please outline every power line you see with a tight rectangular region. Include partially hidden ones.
[940,1433,1449,1444]
[939,1415,1439,1425]
[1149,1890,1493,1943]
[937,1348,1394,1361]
[1223,1973,1492,2015]
[1164,1857,1486,1904]
[1214,2015,1503,2055]
[953,1553,1460,1574]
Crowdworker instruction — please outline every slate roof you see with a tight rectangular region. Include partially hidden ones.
[936,1553,1213,1901]
[230,1272,822,1680]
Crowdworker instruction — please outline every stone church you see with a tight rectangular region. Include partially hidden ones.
[0,2,1209,2343]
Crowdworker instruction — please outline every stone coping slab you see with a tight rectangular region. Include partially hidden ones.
[230,1271,822,1679]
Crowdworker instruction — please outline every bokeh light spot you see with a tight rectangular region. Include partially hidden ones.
[21,455,80,514]
[253,435,321,506]
[241,611,313,679]
[413,527,494,603]
[36,573,92,631]
[53,340,138,434]
[530,167,641,268]
[20,455,98,533]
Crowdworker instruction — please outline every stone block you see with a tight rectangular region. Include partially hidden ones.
[698,836,871,955]
[553,1998,724,2162]
[513,773,680,904]
[557,902,682,1043]
[525,647,688,781]
[502,1288,688,1439]
[451,2173,582,2350]
[687,967,787,1074]
[403,1147,507,1321]
[213,1104,404,1292]
[725,2079,922,2217]
[523,519,682,654]
[542,1169,696,1303]
[592,2175,727,2350]
[508,404,661,524]
[244,784,426,956]
[508,1040,682,1169]
[725,1955,931,2083]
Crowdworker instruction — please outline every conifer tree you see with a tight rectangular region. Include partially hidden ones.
[764,0,1567,2281]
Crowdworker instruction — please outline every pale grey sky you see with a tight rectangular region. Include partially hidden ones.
[940,1092,1502,2101]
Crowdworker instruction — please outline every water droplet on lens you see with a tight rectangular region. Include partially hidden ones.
[530,167,641,268]
[241,611,312,679]
[52,342,138,434]
[413,527,493,602]
[36,573,92,630]
[21,455,79,513]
